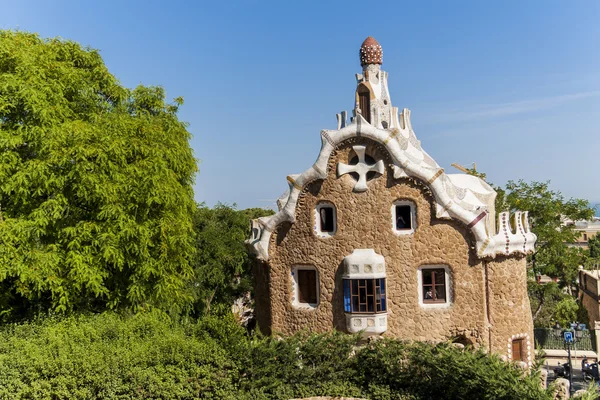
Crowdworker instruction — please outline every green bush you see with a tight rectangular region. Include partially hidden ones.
[0,312,553,399]
[0,312,239,399]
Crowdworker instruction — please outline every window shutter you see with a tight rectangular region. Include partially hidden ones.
[511,339,522,361]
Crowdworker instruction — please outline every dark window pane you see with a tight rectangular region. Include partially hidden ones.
[319,207,335,232]
[434,269,445,285]
[395,205,412,230]
[359,286,366,304]
[352,295,359,312]
[423,272,433,285]
[436,287,446,301]
[298,269,317,304]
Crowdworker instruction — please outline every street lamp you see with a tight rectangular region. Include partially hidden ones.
[562,328,575,395]
[554,324,562,338]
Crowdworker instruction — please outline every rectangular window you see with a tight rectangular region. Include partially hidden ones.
[320,207,335,232]
[297,269,317,304]
[422,268,447,303]
[512,339,525,361]
[395,205,412,230]
[584,233,588,241]
[343,278,386,313]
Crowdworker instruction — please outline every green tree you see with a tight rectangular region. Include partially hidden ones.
[0,31,197,318]
[498,180,593,324]
[192,204,274,315]
[589,234,600,259]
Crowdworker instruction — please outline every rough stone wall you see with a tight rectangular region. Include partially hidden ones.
[486,255,534,365]
[263,138,490,345]
[253,259,273,335]
[581,291,600,327]
[580,271,600,326]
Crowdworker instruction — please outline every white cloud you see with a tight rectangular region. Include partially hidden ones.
[431,91,600,123]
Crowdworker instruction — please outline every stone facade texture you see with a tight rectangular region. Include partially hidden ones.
[254,138,534,362]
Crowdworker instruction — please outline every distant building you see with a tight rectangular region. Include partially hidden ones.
[247,37,537,366]
[571,218,600,249]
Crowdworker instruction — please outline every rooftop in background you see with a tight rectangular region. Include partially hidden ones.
[566,217,600,249]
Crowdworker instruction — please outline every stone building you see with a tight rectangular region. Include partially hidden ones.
[247,37,537,365]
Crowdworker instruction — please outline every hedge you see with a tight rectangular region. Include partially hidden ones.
[0,312,552,399]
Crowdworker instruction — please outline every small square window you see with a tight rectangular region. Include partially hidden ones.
[419,266,451,307]
[392,200,416,234]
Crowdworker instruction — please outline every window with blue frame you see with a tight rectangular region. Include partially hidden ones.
[344,278,386,313]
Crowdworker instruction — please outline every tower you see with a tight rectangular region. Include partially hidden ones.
[354,36,396,130]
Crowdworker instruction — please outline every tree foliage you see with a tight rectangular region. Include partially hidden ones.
[589,234,600,259]
[0,31,197,318]
[192,204,274,315]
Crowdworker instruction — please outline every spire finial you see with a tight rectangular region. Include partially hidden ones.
[360,36,383,67]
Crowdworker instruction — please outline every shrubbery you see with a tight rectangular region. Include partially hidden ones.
[0,312,552,399]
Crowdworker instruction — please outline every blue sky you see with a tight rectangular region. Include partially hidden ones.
[3,1,600,215]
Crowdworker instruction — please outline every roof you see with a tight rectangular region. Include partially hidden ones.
[247,110,536,261]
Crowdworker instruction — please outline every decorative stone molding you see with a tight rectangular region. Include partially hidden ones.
[492,211,536,256]
[337,145,384,192]
[342,249,386,279]
[245,112,536,261]
[345,314,387,335]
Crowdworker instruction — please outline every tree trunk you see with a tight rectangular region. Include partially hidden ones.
[532,297,544,322]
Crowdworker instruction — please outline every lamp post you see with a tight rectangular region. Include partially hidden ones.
[563,328,575,395]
